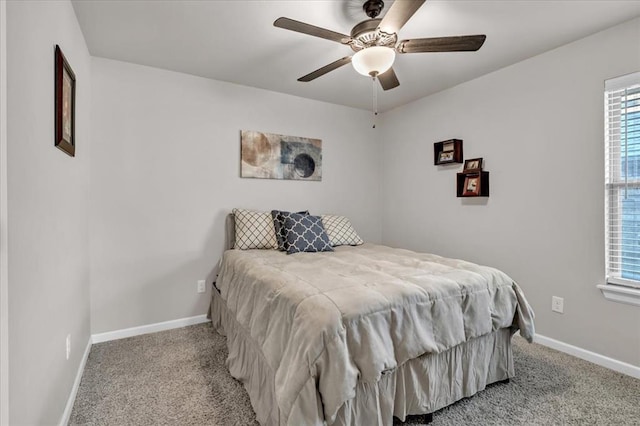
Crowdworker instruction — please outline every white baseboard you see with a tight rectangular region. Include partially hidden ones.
[91,314,210,344]
[533,333,640,379]
[59,338,92,426]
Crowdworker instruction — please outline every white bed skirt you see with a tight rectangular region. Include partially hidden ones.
[210,288,515,425]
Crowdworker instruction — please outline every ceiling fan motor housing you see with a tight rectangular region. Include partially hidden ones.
[349,18,397,52]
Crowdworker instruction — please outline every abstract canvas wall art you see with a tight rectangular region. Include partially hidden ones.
[241,131,322,181]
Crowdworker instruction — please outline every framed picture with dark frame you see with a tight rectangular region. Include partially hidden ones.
[55,45,76,157]
[433,139,463,165]
[463,157,482,172]
[462,174,481,196]
[457,171,490,197]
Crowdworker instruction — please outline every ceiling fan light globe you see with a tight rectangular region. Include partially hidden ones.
[352,46,395,77]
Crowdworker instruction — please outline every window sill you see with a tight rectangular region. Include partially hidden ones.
[597,284,640,307]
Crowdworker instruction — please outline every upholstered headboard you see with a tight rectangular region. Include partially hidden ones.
[225,213,235,251]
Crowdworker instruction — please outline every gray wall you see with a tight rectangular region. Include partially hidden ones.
[379,18,640,366]
[6,1,91,424]
[89,57,382,334]
[0,0,8,423]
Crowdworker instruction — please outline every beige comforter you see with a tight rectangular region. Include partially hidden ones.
[216,243,535,424]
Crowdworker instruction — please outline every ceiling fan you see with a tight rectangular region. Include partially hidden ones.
[274,0,486,91]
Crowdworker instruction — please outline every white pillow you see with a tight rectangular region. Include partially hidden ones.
[232,208,278,250]
[321,215,364,247]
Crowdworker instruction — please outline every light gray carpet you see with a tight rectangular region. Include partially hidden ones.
[69,323,640,425]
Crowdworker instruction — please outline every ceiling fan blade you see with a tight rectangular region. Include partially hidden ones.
[397,35,487,53]
[378,0,426,34]
[378,68,400,91]
[298,57,353,82]
[274,17,351,44]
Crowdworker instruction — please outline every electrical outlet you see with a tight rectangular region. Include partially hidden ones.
[66,334,71,360]
[197,280,206,294]
[551,296,564,314]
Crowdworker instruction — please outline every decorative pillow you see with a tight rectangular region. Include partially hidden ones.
[321,215,364,246]
[271,210,309,251]
[283,214,334,254]
[232,208,278,250]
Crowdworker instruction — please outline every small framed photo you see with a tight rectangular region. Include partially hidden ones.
[463,157,482,172]
[55,45,76,157]
[438,151,454,163]
[463,174,481,196]
[434,139,463,165]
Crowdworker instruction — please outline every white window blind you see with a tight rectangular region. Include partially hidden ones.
[605,72,640,288]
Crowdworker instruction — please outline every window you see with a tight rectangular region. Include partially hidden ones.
[605,72,640,290]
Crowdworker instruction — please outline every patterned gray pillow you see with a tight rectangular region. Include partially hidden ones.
[271,210,309,251]
[232,208,278,250]
[283,214,334,254]
[321,215,364,246]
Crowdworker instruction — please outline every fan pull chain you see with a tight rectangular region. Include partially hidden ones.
[372,75,378,129]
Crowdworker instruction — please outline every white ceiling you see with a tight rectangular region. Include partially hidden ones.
[71,0,640,112]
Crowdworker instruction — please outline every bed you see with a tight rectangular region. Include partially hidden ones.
[210,216,535,426]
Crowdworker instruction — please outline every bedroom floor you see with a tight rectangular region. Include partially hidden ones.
[69,323,640,425]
